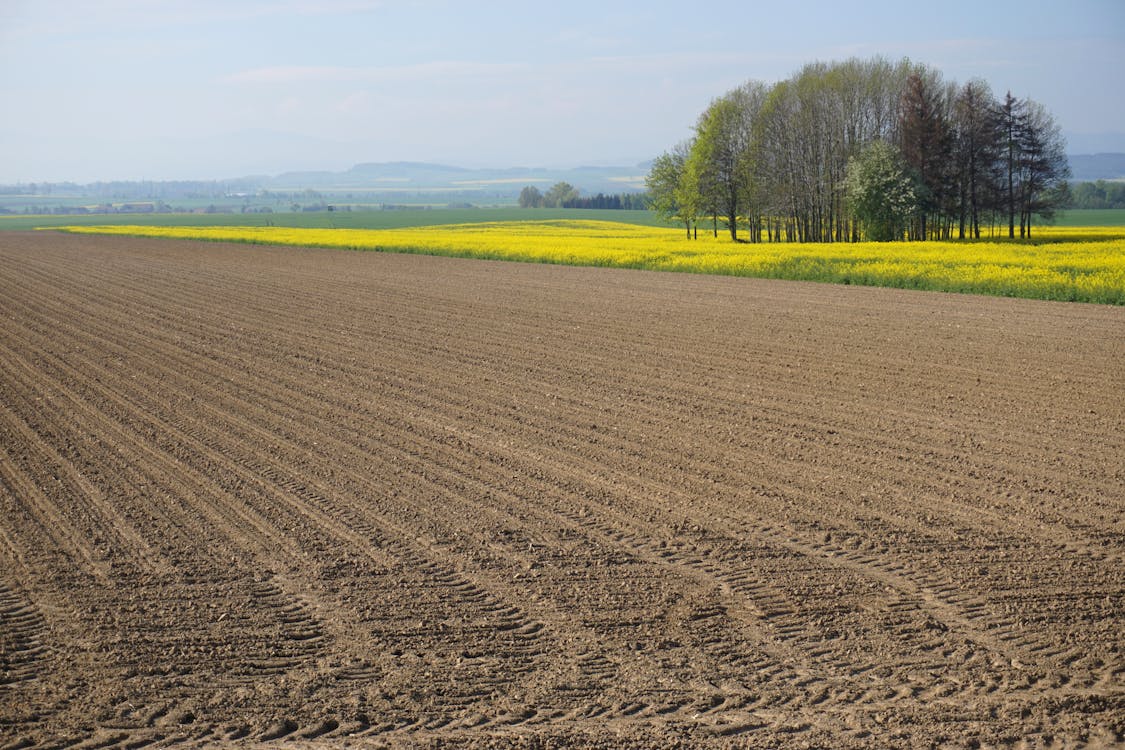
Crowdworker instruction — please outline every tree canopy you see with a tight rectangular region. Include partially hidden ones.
[649,57,1071,242]
[543,181,579,208]
[844,140,919,241]
[518,182,647,211]
[518,185,544,208]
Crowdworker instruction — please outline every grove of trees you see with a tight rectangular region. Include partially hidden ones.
[519,182,579,208]
[518,182,647,210]
[647,57,1071,242]
[1070,180,1125,209]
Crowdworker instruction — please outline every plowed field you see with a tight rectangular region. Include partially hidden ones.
[1,231,1122,748]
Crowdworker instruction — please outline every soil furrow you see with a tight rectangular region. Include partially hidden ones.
[1,232,1121,748]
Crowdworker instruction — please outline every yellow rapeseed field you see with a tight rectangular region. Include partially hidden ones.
[54,221,1125,304]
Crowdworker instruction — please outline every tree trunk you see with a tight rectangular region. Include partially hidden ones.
[1008,138,1016,239]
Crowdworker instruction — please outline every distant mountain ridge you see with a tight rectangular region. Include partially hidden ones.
[1067,153,1125,181]
[262,161,651,194]
[261,154,1123,192]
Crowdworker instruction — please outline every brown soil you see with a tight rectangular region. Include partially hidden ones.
[0,231,1122,748]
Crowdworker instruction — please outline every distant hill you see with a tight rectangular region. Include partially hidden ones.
[262,162,650,194]
[1068,153,1125,181]
[0,161,654,213]
[267,156,1125,192]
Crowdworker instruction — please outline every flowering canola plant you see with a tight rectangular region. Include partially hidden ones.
[54,220,1125,304]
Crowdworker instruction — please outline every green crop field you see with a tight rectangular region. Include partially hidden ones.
[1051,208,1125,226]
[0,207,664,231]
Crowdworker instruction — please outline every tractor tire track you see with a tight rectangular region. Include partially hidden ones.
[0,231,1121,749]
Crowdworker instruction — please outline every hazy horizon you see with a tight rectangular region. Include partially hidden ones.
[2,0,1123,183]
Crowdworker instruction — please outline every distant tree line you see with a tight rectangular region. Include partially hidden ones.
[647,57,1071,242]
[518,182,647,210]
[560,192,649,210]
[0,179,262,201]
[1069,180,1125,209]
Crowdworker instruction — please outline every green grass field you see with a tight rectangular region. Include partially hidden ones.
[0,208,664,231]
[1050,208,1125,227]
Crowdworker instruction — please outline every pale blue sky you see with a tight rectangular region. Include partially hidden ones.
[1,0,1122,182]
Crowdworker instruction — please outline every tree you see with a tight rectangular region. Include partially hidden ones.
[898,70,953,239]
[646,141,696,237]
[997,92,1025,238]
[1016,100,1070,236]
[951,79,1001,238]
[994,93,1070,238]
[543,181,579,208]
[689,82,766,241]
[518,185,543,208]
[844,140,919,242]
